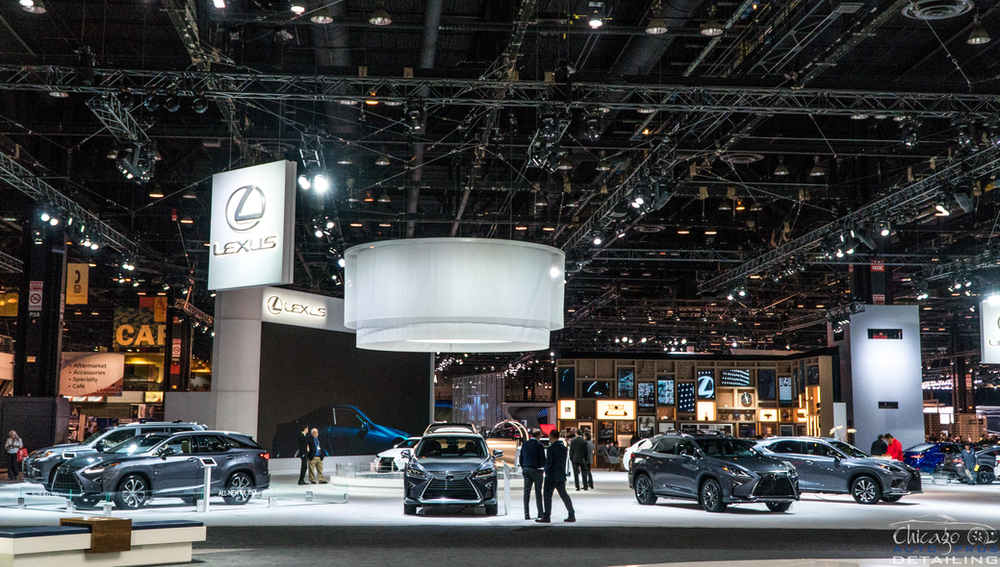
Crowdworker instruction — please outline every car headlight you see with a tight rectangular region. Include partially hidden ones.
[473,467,496,478]
[34,451,54,461]
[82,463,117,476]
[877,463,900,472]
[721,465,751,477]
[406,464,427,479]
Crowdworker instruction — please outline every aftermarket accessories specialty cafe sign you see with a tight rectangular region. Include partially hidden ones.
[59,352,125,397]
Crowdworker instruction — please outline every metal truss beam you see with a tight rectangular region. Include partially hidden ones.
[698,148,1000,293]
[0,151,144,257]
[592,249,947,267]
[85,94,149,144]
[2,65,999,118]
[0,250,22,273]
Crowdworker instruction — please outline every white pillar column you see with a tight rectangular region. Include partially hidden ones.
[210,287,264,435]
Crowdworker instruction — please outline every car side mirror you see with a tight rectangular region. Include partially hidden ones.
[834,457,841,466]
[400,449,412,460]
[160,447,176,459]
[95,444,105,453]
[493,449,504,459]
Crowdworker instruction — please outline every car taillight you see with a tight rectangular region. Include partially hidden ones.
[259,452,270,460]
[950,458,961,463]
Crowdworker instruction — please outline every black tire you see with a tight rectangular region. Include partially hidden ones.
[882,494,903,503]
[484,503,498,516]
[977,467,994,485]
[699,478,727,513]
[114,475,149,510]
[72,494,102,509]
[404,503,417,515]
[850,475,882,505]
[634,474,657,505]
[766,501,791,513]
[223,472,255,505]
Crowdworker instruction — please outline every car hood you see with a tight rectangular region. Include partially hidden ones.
[719,456,795,474]
[34,443,93,455]
[62,451,152,470]
[850,457,909,470]
[412,457,492,473]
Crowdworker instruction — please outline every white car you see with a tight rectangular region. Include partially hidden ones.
[623,438,654,472]
[373,437,421,472]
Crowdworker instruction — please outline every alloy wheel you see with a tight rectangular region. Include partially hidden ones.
[853,478,877,503]
[635,476,654,505]
[121,477,147,509]
[228,473,253,504]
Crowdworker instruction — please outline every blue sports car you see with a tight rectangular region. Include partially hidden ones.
[272,405,409,458]
[903,442,962,473]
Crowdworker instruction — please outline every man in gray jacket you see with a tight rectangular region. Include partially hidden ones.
[569,431,591,491]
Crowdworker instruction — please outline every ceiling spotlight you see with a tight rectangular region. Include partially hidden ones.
[20,0,45,14]
[878,220,891,237]
[90,242,99,250]
[701,5,723,36]
[935,203,950,216]
[369,2,392,25]
[163,96,181,113]
[297,174,311,190]
[592,231,604,246]
[212,0,225,8]
[645,17,668,35]
[143,95,160,112]
[180,216,194,224]
[378,191,391,203]
[774,156,789,176]
[191,98,209,114]
[534,192,548,207]
[596,151,611,172]
[48,90,67,98]
[375,154,391,166]
[338,257,346,268]
[311,7,334,24]
[325,220,335,229]
[336,155,353,165]
[588,3,604,29]
[808,156,825,177]
[556,155,573,171]
[290,3,305,15]
[314,229,323,238]
[40,212,50,222]
[900,118,920,148]
[49,217,59,226]
[313,173,330,193]
[968,14,991,45]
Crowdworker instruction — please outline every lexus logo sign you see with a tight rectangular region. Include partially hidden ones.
[981,298,1000,364]
[266,295,326,318]
[225,186,266,231]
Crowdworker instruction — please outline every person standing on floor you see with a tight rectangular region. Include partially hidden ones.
[537,429,575,523]
[307,428,328,484]
[296,425,310,485]
[569,431,590,491]
[4,431,21,481]
[884,433,903,461]
[583,433,595,489]
[519,428,546,520]
[870,434,887,457]
[960,443,978,485]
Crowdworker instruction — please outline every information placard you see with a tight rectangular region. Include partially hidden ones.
[59,352,125,397]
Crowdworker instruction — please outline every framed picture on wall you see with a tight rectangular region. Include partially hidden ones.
[677,382,696,412]
[657,379,674,405]
[599,421,614,443]
[558,367,575,399]
[697,370,715,400]
[720,369,751,387]
[637,382,655,410]
[757,369,776,400]
[807,365,819,386]
[638,416,655,438]
[617,368,635,398]
[617,420,635,436]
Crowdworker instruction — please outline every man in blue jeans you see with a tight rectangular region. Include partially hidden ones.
[519,428,546,520]
[537,429,575,523]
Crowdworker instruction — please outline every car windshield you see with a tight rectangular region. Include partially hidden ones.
[829,440,867,458]
[82,429,109,444]
[106,434,169,455]
[397,438,419,449]
[417,436,488,458]
[695,438,760,458]
[906,443,934,453]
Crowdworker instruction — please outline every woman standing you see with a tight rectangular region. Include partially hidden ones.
[4,431,22,480]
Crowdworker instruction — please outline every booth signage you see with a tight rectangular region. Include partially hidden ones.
[28,281,42,312]
[981,298,1000,364]
[66,263,89,305]
[596,400,635,420]
[259,287,340,331]
[59,352,125,397]
[758,408,778,422]
[558,400,576,420]
[208,160,297,291]
[114,308,166,347]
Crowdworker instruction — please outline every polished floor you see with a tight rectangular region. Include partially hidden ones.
[1,471,998,566]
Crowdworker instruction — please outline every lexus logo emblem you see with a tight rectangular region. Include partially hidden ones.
[225,185,266,232]
[446,474,454,481]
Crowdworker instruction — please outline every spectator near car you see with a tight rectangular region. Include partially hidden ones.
[884,433,903,461]
[569,432,591,491]
[870,435,887,457]
[519,429,546,520]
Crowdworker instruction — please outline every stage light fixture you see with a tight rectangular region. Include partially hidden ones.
[375,154,391,166]
[808,156,825,177]
[774,156,789,176]
[368,1,391,25]
[290,3,305,15]
[645,17,668,35]
[311,7,334,24]
[191,98,209,114]
[968,14,991,45]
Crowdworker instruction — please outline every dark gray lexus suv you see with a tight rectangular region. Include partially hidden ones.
[628,433,799,513]
[402,433,502,516]
[50,431,270,510]
[754,436,921,504]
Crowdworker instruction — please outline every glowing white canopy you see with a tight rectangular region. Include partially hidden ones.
[344,238,565,352]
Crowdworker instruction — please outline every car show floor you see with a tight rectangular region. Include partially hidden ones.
[1,471,998,566]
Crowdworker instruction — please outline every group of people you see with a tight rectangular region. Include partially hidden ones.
[296,425,329,485]
[869,433,904,461]
[518,429,576,523]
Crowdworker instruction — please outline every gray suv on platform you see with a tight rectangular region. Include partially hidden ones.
[628,433,799,513]
[50,431,270,510]
[23,421,205,489]
[754,436,921,504]
[402,432,502,516]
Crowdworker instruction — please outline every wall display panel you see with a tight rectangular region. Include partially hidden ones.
[558,367,575,399]
[807,365,819,386]
[757,370,776,400]
[720,369,751,387]
[697,370,715,400]
[580,380,611,398]
[637,382,655,411]
[638,416,655,438]
[258,323,431,456]
[617,368,635,398]
[657,379,674,405]
[778,376,793,403]
[598,421,614,443]
[677,382,696,412]
[799,361,807,392]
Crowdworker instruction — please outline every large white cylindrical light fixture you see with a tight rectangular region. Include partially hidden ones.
[344,238,565,352]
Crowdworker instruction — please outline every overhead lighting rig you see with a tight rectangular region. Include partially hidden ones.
[115,144,155,183]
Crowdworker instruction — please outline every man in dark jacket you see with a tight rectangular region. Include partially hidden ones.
[307,428,328,484]
[296,425,310,485]
[569,432,591,491]
[537,429,575,523]
[870,434,887,457]
[519,429,546,520]
[960,443,978,485]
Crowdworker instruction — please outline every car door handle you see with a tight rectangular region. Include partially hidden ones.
[803,460,813,465]
[226,455,235,460]
[187,458,198,462]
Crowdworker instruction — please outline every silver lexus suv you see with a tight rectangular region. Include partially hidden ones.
[402,433,502,516]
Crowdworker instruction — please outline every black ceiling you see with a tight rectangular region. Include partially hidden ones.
[2,0,1000,369]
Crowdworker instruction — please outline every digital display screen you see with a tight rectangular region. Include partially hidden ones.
[558,367,575,399]
[868,328,902,340]
[657,379,674,405]
[697,370,715,400]
[618,368,635,398]
[581,380,611,398]
[807,365,819,386]
[779,376,793,403]
[757,370,776,400]
[678,382,696,412]
[720,369,751,387]
[637,382,655,410]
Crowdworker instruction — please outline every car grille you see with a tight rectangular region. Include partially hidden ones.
[891,479,906,490]
[422,479,479,501]
[51,467,82,494]
[752,473,795,497]
[907,473,922,491]
[377,457,397,472]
